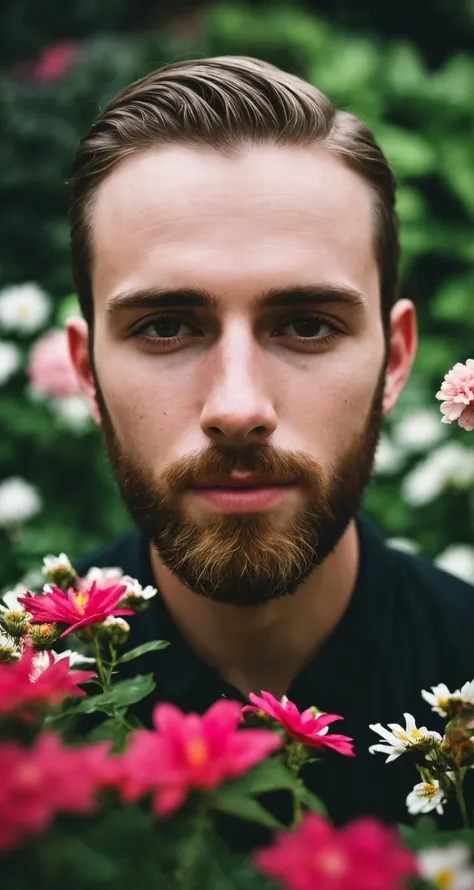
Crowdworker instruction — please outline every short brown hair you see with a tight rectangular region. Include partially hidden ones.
[69,55,399,345]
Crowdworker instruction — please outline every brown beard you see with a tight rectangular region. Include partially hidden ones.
[92,364,386,606]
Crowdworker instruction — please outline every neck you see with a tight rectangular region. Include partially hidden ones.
[149,519,360,700]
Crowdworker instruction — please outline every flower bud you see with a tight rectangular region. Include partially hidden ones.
[0,630,21,663]
[441,727,474,769]
[42,553,77,591]
[0,608,31,637]
[26,622,62,649]
[96,616,130,646]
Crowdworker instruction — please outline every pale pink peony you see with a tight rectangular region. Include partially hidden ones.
[242,691,355,756]
[28,328,82,399]
[254,812,418,890]
[0,733,114,852]
[119,699,282,816]
[18,581,132,638]
[436,359,474,431]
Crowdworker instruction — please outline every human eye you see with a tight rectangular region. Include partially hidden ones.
[274,312,344,347]
[132,316,201,348]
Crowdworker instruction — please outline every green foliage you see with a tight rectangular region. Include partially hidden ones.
[1,2,474,591]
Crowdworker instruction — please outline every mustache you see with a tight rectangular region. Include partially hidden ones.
[157,444,325,492]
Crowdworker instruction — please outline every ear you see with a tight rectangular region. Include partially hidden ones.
[383,299,417,416]
[66,317,101,426]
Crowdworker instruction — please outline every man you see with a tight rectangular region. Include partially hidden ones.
[68,56,474,838]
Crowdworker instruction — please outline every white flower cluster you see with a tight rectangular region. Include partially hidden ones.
[0,283,50,335]
[402,442,474,506]
[369,678,474,819]
[0,477,42,527]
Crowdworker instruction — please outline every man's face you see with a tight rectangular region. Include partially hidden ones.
[73,143,405,605]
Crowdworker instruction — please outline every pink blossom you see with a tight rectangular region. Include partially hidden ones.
[254,813,418,890]
[0,733,113,852]
[31,41,79,82]
[242,691,354,756]
[119,699,282,816]
[436,359,474,431]
[18,581,132,637]
[28,329,82,399]
[0,646,96,720]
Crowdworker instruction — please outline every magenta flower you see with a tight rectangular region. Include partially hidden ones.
[436,359,474,430]
[18,581,133,637]
[120,699,282,816]
[254,812,418,890]
[0,646,96,721]
[242,691,354,756]
[31,41,79,82]
[0,733,113,852]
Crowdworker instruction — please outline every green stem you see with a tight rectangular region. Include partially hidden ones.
[454,770,470,828]
[173,801,209,885]
[91,634,108,690]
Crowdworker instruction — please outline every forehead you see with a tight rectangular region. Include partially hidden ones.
[91,143,379,308]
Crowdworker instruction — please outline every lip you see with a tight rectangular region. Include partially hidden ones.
[193,474,291,489]
[190,482,296,513]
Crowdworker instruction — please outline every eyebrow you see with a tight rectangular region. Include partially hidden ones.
[105,283,368,317]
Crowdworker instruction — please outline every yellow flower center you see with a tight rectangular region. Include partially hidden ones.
[315,850,347,877]
[72,591,90,615]
[39,623,53,636]
[186,737,208,768]
[393,728,421,743]
[423,783,437,800]
[434,867,454,889]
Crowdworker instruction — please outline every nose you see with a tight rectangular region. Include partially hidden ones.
[200,321,277,444]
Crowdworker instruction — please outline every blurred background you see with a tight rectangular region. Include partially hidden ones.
[1,0,474,592]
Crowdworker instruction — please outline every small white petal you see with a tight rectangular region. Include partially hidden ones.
[0,477,42,526]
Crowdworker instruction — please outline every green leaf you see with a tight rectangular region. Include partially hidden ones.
[299,786,328,816]
[218,756,301,798]
[117,639,170,664]
[212,793,284,830]
[52,674,156,719]
[378,124,437,176]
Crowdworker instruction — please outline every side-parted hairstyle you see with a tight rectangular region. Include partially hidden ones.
[69,55,399,347]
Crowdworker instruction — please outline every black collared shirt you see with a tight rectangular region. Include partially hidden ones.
[73,514,474,842]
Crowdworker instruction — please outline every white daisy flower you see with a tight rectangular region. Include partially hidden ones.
[394,409,446,453]
[406,779,446,816]
[369,713,442,762]
[422,681,474,718]
[374,434,406,475]
[0,283,50,334]
[85,566,124,586]
[0,477,42,527]
[55,649,96,667]
[42,552,73,576]
[53,395,92,430]
[402,444,474,507]
[0,584,29,612]
[101,616,130,631]
[0,340,21,385]
[121,575,158,601]
[417,843,474,890]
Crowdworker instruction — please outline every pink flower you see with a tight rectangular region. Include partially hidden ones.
[28,329,82,399]
[119,699,282,816]
[254,813,418,890]
[18,581,133,637]
[436,359,474,431]
[0,646,96,721]
[31,41,79,82]
[0,733,113,852]
[242,691,354,756]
